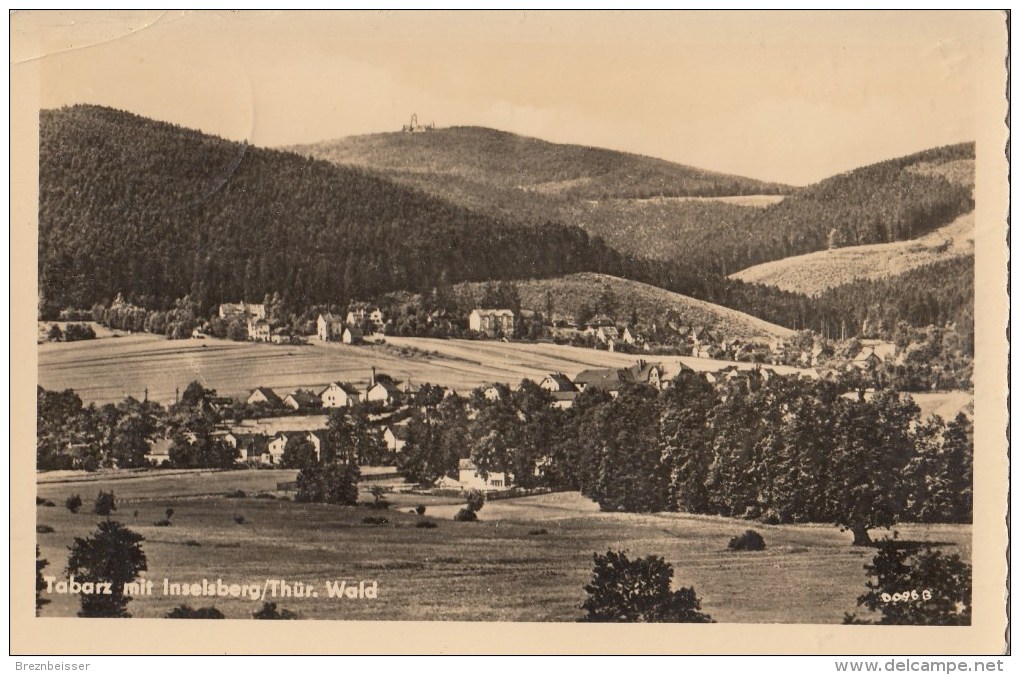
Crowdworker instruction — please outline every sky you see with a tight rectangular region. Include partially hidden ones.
[12,10,1004,185]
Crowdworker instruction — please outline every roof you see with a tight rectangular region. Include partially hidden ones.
[371,380,403,396]
[472,308,514,317]
[318,312,343,324]
[458,458,476,470]
[550,391,579,401]
[626,362,664,382]
[319,381,360,397]
[286,389,320,407]
[344,325,364,339]
[249,387,282,405]
[388,424,412,440]
[543,373,577,391]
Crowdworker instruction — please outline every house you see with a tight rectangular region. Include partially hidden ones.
[851,348,884,370]
[267,431,297,464]
[625,360,665,389]
[316,313,344,341]
[346,307,367,326]
[595,325,620,343]
[319,382,361,408]
[305,431,325,460]
[283,389,321,412]
[366,379,403,406]
[223,433,270,464]
[457,458,511,491]
[247,387,283,408]
[469,309,515,337]
[383,424,410,453]
[573,360,665,394]
[247,319,270,342]
[219,302,266,321]
[480,384,505,401]
[368,307,385,330]
[621,326,644,346]
[342,325,364,345]
[144,438,173,466]
[573,368,627,395]
[550,391,579,409]
[270,329,291,344]
[539,373,577,393]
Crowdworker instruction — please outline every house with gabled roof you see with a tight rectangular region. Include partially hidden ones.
[342,325,364,344]
[539,373,577,393]
[283,389,321,412]
[469,309,515,337]
[317,313,344,341]
[247,387,283,407]
[319,382,361,408]
[366,379,403,406]
[457,458,510,491]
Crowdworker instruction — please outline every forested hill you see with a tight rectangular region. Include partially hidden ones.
[38,105,630,314]
[711,143,975,275]
[289,126,792,201]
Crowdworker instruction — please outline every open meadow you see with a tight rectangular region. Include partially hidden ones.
[35,471,970,623]
[37,332,972,422]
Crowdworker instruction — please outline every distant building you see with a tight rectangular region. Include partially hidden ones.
[342,325,364,345]
[383,424,410,453]
[366,380,403,406]
[319,382,361,408]
[458,459,510,491]
[219,302,266,321]
[248,319,270,342]
[469,309,515,337]
[247,387,283,408]
[539,373,577,393]
[317,313,344,341]
[283,389,321,412]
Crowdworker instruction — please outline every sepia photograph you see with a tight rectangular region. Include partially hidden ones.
[10,9,1009,655]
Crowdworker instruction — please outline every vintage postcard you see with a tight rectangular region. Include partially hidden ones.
[10,10,1009,655]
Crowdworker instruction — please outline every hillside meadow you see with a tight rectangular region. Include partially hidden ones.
[35,472,971,623]
[731,212,975,295]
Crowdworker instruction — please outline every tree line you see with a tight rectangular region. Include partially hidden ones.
[395,373,973,544]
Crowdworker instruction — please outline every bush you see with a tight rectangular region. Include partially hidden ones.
[415,504,427,516]
[36,498,55,507]
[529,528,548,536]
[361,516,389,525]
[254,492,277,500]
[225,490,247,499]
[454,508,478,522]
[579,550,715,623]
[233,514,245,525]
[252,602,299,620]
[36,524,55,534]
[165,507,175,520]
[184,540,201,547]
[166,605,225,619]
[728,530,766,552]
[464,489,485,513]
[94,491,116,517]
[415,520,437,529]
[65,494,83,513]
[153,519,172,527]
[843,541,972,625]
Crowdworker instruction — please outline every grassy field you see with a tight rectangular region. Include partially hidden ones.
[39,330,799,406]
[729,212,974,295]
[35,471,970,623]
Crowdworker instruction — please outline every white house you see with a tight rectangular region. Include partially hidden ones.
[219,302,266,321]
[539,373,576,393]
[317,313,344,341]
[283,389,320,412]
[267,432,296,464]
[383,424,409,453]
[366,380,403,405]
[319,382,361,408]
[247,319,271,342]
[469,309,515,337]
[458,458,510,491]
[342,325,364,344]
[247,387,283,407]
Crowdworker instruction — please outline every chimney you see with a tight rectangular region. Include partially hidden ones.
[371,367,376,387]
